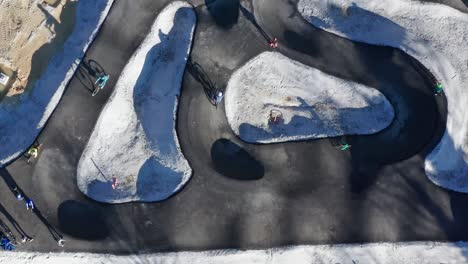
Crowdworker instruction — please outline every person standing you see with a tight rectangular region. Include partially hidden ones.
[25,199,35,211]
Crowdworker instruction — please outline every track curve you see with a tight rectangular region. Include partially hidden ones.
[2,0,468,255]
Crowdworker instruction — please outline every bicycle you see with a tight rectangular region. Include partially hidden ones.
[81,59,109,96]
[92,74,110,96]
[435,82,443,95]
[0,234,15,251]
[209,90,224,106]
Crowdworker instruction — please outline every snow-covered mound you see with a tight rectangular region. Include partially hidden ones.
[0,0,114,167]
[77,1,196,203]
[298,0,468,191]
[225,52,394,144]
[2,241,468,263]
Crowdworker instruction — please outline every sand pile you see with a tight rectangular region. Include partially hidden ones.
[0,0,75,97]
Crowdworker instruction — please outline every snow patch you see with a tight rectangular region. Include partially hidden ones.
[2,242,468,263]
[77,1,196,203]
[298,0,468,191]
[225,52,394,143]
[0,0,114,166]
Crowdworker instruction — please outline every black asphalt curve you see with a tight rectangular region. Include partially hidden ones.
[1,0,468,255]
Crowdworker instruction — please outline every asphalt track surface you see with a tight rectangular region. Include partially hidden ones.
[0,0,467,254]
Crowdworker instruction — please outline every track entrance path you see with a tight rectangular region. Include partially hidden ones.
[1,0,467,254]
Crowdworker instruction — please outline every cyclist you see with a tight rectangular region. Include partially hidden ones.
[213,91,224,105]
[12,187,23,201]
[93,74,110,96]
[24,143,41,162]
[269,37,278,49]
[341,143,352,151]
[435,82,443,95]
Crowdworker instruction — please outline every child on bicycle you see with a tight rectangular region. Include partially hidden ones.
[95,74,109,89]
[93,74,110,96]
[435,82,443,95]
[12,187,23,201]
[24,142,41,162]
[269,37,278,49]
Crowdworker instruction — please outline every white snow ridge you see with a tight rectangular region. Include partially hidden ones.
[297,0,468,192]
[77,1,196,203]
[225,52,394,144]
[1,241,468,263]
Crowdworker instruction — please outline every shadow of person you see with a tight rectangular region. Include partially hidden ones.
[211,138,264,180]
[0,169,21,198]
[133,8,194,155]
[239,3,271,42]
[76,65,95,92]
[0,201,32,240]
[237,96,332,143]
[82,59,106,78]
[0,168,64,244]
[186,60,218,102]
[76,59,107,93]
[450,193,468,241]
[135,157,186,200]
[125,8,194,201]
[37,3,60,34]
[25,0,77,95]
[31,206,64,244]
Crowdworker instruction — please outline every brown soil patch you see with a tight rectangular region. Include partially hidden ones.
[0,0,76,100]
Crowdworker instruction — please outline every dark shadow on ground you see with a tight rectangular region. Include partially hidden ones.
[0,168,64,244]
[309,3,407,47]
[211,138,264,180]
[76,66,95,92]
[0,201,32,240]
[32,207,64,244]
[283,1,408,60]
[37,3,60,34]
[1,0,463,253]
[133,8,192,153]
[136,157,185,199]
[237,96,392,145]
[450,193,468,240]
[76,59,107,93]
[186,60,221,104]
[239,3,271,42]
[348,156,381,194]
[205,0,240,29]
[25,1,77,93]
[58,200,109,240]
[130,8,194,201]
[254,0,444,194]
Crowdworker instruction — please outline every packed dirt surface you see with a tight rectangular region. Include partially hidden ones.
[0,0,75,98]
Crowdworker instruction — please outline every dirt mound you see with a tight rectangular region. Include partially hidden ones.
[0,0,74,98]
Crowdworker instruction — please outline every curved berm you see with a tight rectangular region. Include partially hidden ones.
[77,1,196,203]
[225,52,395,144]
